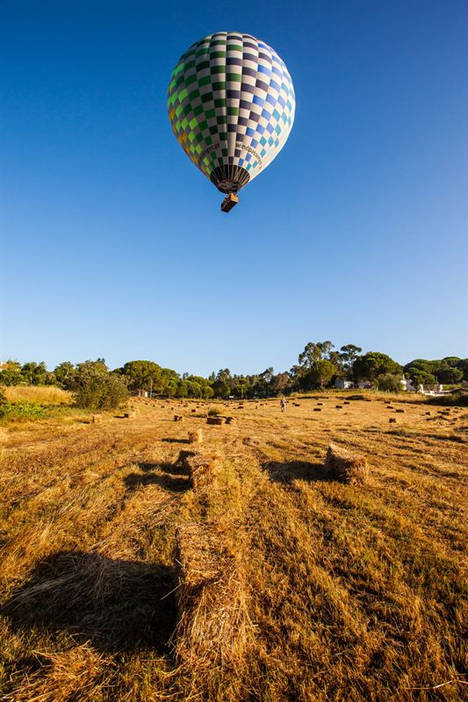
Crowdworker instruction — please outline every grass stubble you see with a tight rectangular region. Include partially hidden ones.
[0,393,466,700]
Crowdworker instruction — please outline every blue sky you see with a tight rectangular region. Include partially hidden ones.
[1,0,467,375]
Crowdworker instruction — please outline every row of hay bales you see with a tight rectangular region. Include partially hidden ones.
[170,441,368,690]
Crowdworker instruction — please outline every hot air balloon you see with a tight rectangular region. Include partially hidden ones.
[167,32,295,212]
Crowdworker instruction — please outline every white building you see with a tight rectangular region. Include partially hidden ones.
[334,378,354,389]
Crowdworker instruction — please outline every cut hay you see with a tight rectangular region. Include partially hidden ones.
[324,443,368,484]
[175,450,219,490]
[188,429,203,445]
[173,523,253,695]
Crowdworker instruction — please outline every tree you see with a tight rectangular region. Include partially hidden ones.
[121,361,163,394]
[54,362,77,390]
[436,365,463,385]
[406,368,436,388]
[308,359,336,388]
[377,373,402,392]
[339,345,362,376]
[298,341,334,369]
[457,359,468,381]
[353,352,401,382]
[21,362,50,385]
[0,360,22,386]
[270,372,291,395]
[73,360,128,409]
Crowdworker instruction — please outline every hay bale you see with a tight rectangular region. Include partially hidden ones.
[324,443,368,484]
[317,402,323,406]
[174,523,253,687]
[335,405,343,409]
[313,408,322,412]
[343,401,350,405]
[207,416,224,425]
[175,450,219,490]
[188,429,203,445]
[395,409,404,413]
[389,418,397,423]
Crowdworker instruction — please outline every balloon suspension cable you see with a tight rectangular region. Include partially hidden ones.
[220,192,239,213]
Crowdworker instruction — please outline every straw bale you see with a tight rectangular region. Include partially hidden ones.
[324,443,368,485]
[207,416,224,425]
[174,523,253,681]
[188,429,203,445]
[175,450,219,490]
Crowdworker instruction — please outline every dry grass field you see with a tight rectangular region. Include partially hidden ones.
[0,393,466,701]
[3,386,72,405]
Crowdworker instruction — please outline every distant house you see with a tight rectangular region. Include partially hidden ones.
[334,378,353,389]
[400,377,415,392]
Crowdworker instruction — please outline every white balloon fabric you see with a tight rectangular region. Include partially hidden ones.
[167,32,295,194]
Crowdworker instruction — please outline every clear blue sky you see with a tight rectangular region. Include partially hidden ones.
[1,1,467,375]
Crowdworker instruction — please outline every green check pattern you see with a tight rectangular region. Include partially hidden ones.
[167,32,295,191]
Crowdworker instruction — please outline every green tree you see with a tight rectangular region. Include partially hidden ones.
[307,359,336,388]
[20,361,49,386]
[353,352,401,382]
[0,360,22,386]
[377,373,402,392]
[54,362,77,390]
[339,345,362,376]
[270,372,291,395]
[436,365,463,385]
[73,360,128,410]
[121,360,163,394]
[406,368,436,388]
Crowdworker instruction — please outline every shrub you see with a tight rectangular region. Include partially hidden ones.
[73,363,128,410]
[0,402,46,422]
[377,374,402,392]
[427,390,468,407]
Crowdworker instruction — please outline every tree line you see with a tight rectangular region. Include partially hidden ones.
[1,343,466,407]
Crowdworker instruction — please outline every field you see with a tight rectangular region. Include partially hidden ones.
[3,385,72,405]
[0,393,466,701]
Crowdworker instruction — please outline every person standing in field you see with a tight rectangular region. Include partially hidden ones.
[280,397,286,413]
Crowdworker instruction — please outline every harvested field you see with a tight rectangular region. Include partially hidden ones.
[0,392,466,701]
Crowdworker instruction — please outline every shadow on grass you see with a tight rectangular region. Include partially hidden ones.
[125,472,191,493]
[263,460,326,483]
[1,551,177,654]
[162,437,190,444]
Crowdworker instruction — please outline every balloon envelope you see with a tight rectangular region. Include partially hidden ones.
[167,32,295,195]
